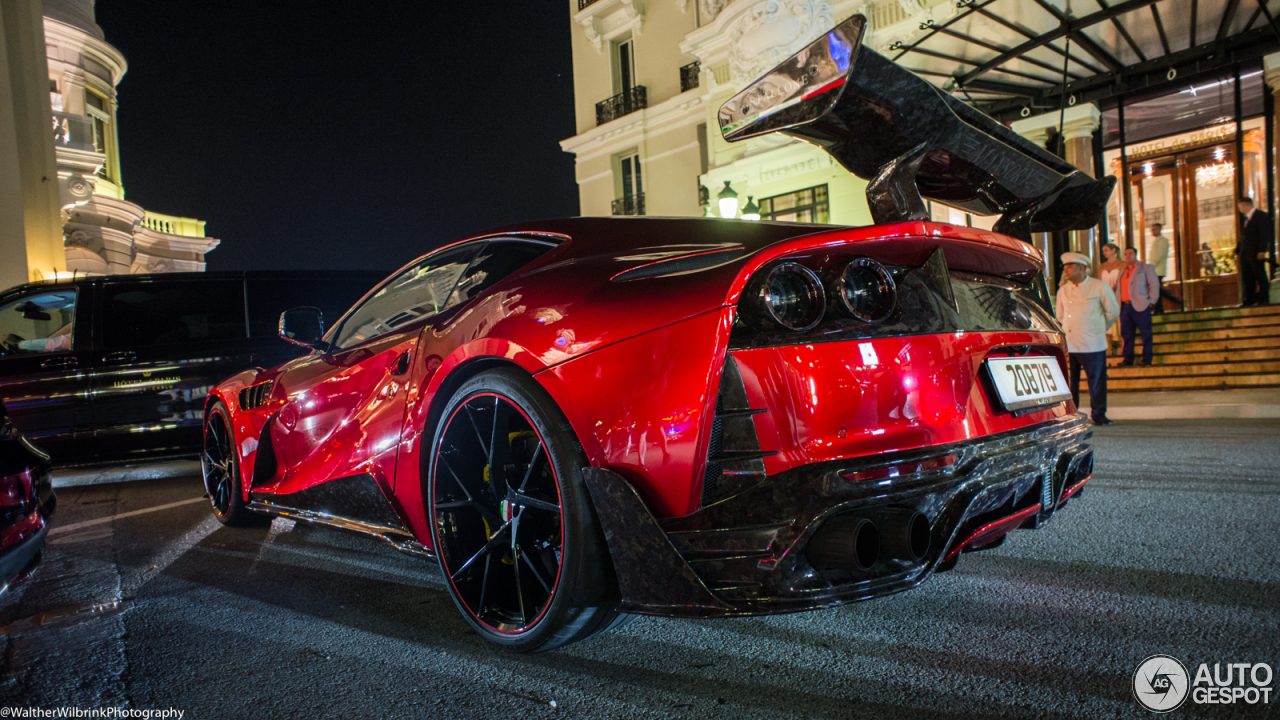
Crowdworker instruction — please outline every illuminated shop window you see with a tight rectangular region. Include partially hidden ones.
[759,185,829,223]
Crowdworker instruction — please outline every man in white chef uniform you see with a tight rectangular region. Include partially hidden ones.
[1055,252,1120,426]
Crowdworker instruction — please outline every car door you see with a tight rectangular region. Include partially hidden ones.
[0,286,92,461]
[89,276,251,462]
[262,244,482,496]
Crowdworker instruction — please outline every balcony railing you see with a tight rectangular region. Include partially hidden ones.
[680,62,701,92]
[578,0,600,8]
[51,111,96,152]
[612,193,645,216]
[142,212,208,238]
[596,86,647,126]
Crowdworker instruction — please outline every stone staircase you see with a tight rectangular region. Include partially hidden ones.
[1106,304,1280,392]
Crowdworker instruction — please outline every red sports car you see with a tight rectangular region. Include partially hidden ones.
[203,15,1106,652]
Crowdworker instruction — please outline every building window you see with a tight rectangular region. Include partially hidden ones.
[84,90,113,181]
[614,37,636,94]
[612,153,644,216]
[759,185,829,223]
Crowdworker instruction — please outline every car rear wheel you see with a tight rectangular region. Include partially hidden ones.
[428,368,625,652]
[203,401,264,527]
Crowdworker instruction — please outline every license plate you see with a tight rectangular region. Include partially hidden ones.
[986,356,1071,411]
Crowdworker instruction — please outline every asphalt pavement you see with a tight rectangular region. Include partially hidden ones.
[1,419,1277,719]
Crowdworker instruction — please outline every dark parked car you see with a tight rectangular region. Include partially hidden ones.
[0,397,54,594]
[0,271,385,466]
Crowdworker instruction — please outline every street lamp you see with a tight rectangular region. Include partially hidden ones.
[718,181,739,219]
[741,196,760,221]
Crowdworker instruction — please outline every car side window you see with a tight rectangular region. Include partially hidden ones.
[447,240,554,307]
[0,290,77,357]
[102,280,247,349]
[332,245,480,350]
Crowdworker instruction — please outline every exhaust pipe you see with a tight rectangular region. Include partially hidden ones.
[807,515,880,571]
[878,509,931,562]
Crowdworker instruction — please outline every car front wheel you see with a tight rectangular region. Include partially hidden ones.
[202,401,265,527]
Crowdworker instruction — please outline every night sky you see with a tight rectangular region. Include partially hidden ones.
[93,2,579,274]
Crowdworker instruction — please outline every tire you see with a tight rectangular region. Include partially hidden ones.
[427,368,623,652]
[203,401,267,527]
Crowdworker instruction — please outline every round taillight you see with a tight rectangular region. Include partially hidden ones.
[745,262,825,332]
[830,258,896,323]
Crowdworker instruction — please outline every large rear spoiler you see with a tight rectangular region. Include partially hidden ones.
[717,15,1115,241]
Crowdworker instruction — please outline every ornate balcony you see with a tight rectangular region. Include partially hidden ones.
[578,0,600,8]
[680,62,700,92]
[596,86,647,126]
[142,211,208,238]
[611,193,645,216]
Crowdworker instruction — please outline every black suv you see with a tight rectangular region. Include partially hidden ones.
[0,271,385,466]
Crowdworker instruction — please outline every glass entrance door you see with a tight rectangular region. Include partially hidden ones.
[1127,142,1240,311]
[1179,144,1239,310]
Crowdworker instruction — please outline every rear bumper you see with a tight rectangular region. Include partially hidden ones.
[585,413,1092,618]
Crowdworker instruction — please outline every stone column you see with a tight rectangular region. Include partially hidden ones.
[1011,105,1104,276]
[0,0,66,288]
[60,67,87,115]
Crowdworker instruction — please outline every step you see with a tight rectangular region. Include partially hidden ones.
[1139,336,1280,354]
[1105,360,1280,378]
[1151,304,1280,325]
[1077,388,1280,416]
[1154,314,1280,334]
[1109,373,1280,391]
[1118,348,1280,365]
[1108,349,1280,366]
[1146,326,1280,344]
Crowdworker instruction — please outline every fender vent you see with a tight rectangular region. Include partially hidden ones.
[238,380,275,411]
[701,356,774,507]
[250,416,279,488]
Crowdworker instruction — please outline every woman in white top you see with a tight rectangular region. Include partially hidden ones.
[1097,243,1125,353]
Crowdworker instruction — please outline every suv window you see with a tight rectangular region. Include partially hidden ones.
[103,280,246,349]
[0,290,77,356]
[448,240,553,307]
[332,245,480,350]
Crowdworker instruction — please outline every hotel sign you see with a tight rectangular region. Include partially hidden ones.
[1126,124,1235,160]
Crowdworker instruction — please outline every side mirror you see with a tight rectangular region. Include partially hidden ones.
[279,307,329,351]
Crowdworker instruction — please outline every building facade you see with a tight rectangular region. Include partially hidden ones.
[562,0,1280,310]
[44,0,218,278]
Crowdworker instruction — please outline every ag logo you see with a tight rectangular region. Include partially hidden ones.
[1134,655,1190,712]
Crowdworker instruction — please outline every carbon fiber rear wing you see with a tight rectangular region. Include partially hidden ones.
[717,15,1115,241]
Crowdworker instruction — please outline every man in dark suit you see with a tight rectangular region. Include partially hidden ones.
[1236,197,1274,306]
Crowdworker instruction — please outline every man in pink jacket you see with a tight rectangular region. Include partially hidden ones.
[1118,247,1161,366]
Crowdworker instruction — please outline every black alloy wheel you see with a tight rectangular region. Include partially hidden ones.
[428,368,625,652]
[203,402,263,526]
